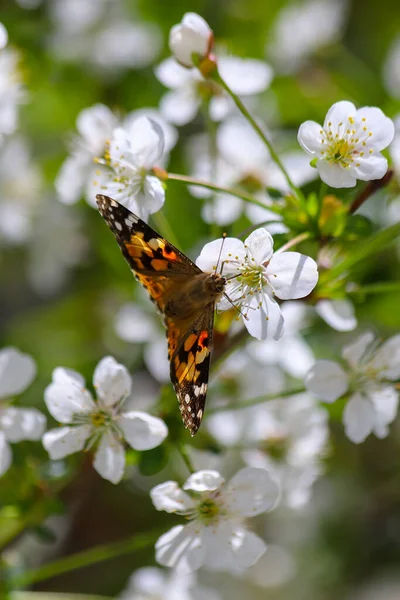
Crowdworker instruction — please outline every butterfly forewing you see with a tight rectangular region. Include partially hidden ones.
[96,194,222,435]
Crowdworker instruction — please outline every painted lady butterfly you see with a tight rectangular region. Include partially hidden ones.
[96,195,226,435]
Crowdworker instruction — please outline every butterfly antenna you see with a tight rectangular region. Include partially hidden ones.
[215,233,227,275]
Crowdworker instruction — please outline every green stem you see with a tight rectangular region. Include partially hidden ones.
[202,101,221,240]
[276,231,312,253]
[167,173,282,215]
[177,443,195,474]
[207,386,306,414]
[151,210,181,248]
[9,528,164,588]
[214,72,303,202]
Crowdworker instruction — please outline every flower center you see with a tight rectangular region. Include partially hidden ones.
[197,496,222,524]
[90,410,110,428]
[325,138,355,166]
[237,263,265,289]
[262,435,288,462]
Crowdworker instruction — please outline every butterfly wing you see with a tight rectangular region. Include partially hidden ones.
[166,308,214,435]
[96,194,212,435]
[96,195,201,314]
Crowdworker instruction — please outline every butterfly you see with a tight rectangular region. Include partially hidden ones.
[96,194,226,435]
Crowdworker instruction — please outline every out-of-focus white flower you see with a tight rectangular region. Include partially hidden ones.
[305,332,400,443]
[48,0,162,73]
[383,36,400,100]
[114,301,169,383]
[151,467,279,572]
[156,56,273,126]
[247,301,315,378]
[298,101,394,188]
[186,118,316,227]
[242,395,328,509]
[169,13,213,68]
[55,103,118,206]
[245,544,296,588]
[0,48,25,144]
[196,229,318,340]
[124,108,178,162]
[27,200,88,296]
[120,567,221,600]
[268,0,347,73]
[42,356,168,484]
[91,117,165,219]
[0,23,8,49]
[389,115,400,184]
[315,298,357,332]
[0,136,42,244]
[0,348,45,477]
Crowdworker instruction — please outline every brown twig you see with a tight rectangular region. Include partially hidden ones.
[349,170,394,214]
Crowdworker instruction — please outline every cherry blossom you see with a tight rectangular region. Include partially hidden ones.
[150,467,279,572]
[305,332,400,443]
[169,13,213,68]
[196,228,318,340]
[120,567,220,600]
[0,348,45,476]
[298,101,395,188]
[94,116,166,220]
[42,356,168,483]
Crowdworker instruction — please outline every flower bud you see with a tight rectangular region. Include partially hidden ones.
[169,12,213,68]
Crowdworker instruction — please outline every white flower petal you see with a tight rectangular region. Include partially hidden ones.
[0,431,12,476]
[128,117,165,168]
[76,103,118,155]
[343,393,375,444]
[305,360,349,402]
[297,120,324,155]
[245,293,284,341]
[119,411,168,450]
[245,228,274,264]
[42,425,91,459]
[317,160,357,188]
[352,154,388,181]
[225,467,280,516]
[159,89,200,126]
[183,470,224,492]
[0,23,8,50]
[342,331,375,369]
[155,57,193,88]
[150,481,196,513]
[200,521,236,571]
[155,524,204,570]
[93,356,132,406]
[356,107,395,151]
[45,368,95,423]
[218,57,273,95]
[93,430,125,484]
[195,237,244,273]
[169,12,212,68]
[0,347,36,398]
[316,298,357,331]
[230,528,267,569]
[367,386,399,435]
[114,303,157,343]
[368,334,400,380]
[267,252,318,300]
[323,101,357,131]
[0,407,46,442]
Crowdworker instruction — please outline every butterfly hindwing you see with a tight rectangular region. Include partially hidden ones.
[167,308,214,435]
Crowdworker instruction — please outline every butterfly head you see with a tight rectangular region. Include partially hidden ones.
[206,271,226,297]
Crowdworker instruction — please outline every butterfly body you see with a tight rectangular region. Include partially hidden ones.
[96,194,225,435]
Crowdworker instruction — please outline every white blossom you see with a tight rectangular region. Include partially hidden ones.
[383,35,400,100]
[155,57,273,126]
[169,13,213,68]
[92,117,165,219]
[0,136,42,244]
[0,23,8,50]
[0,348,45,476]
[151,467,279,572]
[315,298,357,332]
[55,103,118,205]
[268,0,347,74]
[305,332,400,443]
[298,101,395,188]
[196,229,318,340]
[42,356,168,483]
[120,567,221,600]
[0,48,25,145]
